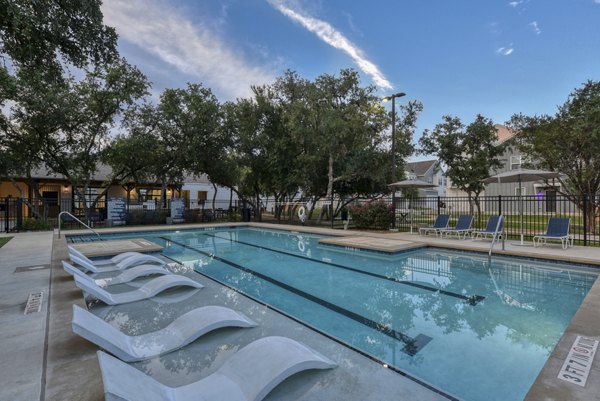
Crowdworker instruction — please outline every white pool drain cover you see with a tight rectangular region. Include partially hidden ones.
[24,292,43,315]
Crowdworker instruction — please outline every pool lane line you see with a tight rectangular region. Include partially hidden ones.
[187,257,460,401]
[159,236,430,356]
[190,232,484,306]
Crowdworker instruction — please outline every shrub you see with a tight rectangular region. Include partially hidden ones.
[348,202,394,230]
[21,218,53,231]
[126,209,169,225]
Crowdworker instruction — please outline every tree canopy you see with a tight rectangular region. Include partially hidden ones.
[508,79,600,231]
[420,114,506,212]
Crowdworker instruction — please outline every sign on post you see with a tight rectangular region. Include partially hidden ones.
[171,198,185,223]
[107,197,127,226]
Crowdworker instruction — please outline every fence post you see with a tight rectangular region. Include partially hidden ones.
[3,198,7,233]
[498,195,502,215]
[16,198,22,232]
[583,193,588,247]
[437,196,441,216]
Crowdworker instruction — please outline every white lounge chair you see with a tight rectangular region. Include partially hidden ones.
[74,275,204,305]
[63,261,172,286]
[97,336,337,401]
[68,246,165,273]
[72,305,256,362]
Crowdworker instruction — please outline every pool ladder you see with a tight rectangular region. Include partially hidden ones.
[57,211,102,239]
[488,215,505,258]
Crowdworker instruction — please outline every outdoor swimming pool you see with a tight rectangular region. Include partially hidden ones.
[71,226,598,401]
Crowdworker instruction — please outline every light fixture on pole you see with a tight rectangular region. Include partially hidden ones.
[382,92,406,229]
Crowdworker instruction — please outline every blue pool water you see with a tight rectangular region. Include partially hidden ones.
[72,227,598,401]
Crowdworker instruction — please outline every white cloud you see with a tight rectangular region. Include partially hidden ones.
[529,21,541,35]
[509,1,523,7]
[102,0,275,99]
[595,0,600,4]
[496,46,515,56]
[268,0,393,90]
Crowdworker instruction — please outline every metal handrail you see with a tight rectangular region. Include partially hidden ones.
[488,215,505,257]
[58,211,101,239]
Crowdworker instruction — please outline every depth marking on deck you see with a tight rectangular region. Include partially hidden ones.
[558,335,599,387]
[160,236,431,355]
[188,231,485,305]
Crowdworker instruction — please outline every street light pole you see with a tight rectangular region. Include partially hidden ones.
[383,92,406,229]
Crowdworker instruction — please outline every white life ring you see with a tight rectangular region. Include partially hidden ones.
[298,206,307,223]
[297,237,306,252]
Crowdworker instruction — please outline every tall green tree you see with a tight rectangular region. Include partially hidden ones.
[420,114,506,213]
[0,0,119,174]
[0,0,117,74]
[508,80,600,233]
[8,59,148,219]
[116,83,224,207]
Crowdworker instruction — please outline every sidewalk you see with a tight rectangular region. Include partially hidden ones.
[0,231,53,401]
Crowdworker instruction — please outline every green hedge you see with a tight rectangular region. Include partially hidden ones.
[348,202,393,230]
[21,218,53,231]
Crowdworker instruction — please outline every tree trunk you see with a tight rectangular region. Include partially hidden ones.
[587,199,598,235]
[9,178,44,219]
[326,153,334,202]
[256,193,262,222]
[212,183,218,210]
[160,183,167,209]
[467,192,474,215]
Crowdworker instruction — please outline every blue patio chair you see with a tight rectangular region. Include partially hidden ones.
[472,215,504,241]
[440,215,474,239]
[419,214,450,236]
[533,217,573,249]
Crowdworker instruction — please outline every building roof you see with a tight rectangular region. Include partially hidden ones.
[405,160,438,176]
[495,124,515,144]
[16,165,211,185]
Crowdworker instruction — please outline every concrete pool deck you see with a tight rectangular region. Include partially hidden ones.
[1,222,599,401]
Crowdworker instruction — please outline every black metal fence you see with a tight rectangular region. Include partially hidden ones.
[370,194,600,247]
[3,194,600,247]
[0,197,250,233]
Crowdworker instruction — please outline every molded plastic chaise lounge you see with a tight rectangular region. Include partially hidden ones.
[419,214,450,236]
[97,336,337,401]
[68,246,165,273]
[533,217,573,249]
[72,304,257,362]
[74,274,204,305]
[440,215,474,239]
[63,261,172,286]
[472,215,504,241]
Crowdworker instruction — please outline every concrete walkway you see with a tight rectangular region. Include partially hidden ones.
[0,232,53,401]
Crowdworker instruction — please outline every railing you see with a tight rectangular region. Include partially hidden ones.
[489,215,505,258]
[57,211,101,239]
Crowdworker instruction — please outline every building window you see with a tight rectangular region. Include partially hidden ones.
[510,155,522,170]
[515,187,526,196]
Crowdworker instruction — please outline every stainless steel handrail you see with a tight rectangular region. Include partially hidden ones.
[58,211,101,239]
[488,215,504,257]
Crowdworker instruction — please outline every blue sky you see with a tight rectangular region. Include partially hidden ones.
[101,0,600,157]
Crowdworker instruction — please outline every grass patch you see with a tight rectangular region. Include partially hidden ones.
[0,237,13,248]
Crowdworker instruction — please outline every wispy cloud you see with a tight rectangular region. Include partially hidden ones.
[102,0,275,99]
[595,0,600,4]
[268,0,392,90]
[529,21,541,35]
[508,0,524,7]
[496,46,514,56]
